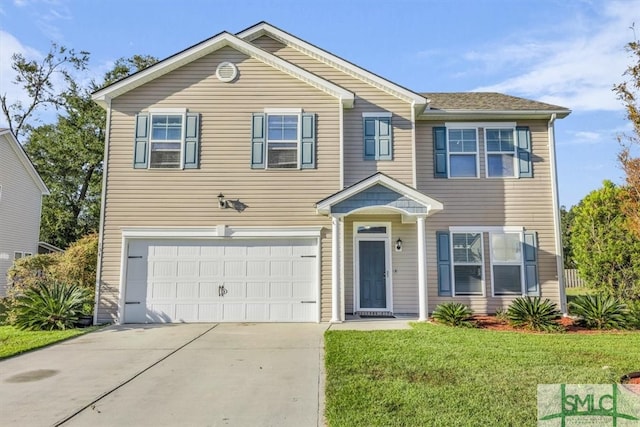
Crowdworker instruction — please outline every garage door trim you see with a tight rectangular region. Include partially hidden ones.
[116,226,323,324]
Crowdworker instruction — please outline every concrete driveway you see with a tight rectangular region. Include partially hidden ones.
[0,323,328,426]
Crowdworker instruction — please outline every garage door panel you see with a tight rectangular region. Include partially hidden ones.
[124,238,318,323]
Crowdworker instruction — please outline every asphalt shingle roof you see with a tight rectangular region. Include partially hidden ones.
[420,92,569,112]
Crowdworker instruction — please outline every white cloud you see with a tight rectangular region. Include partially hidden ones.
[470,0,640,112]
[0,30,44,129]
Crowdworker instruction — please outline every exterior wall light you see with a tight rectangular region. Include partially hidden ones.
[395,238,403,252]
[218,193,227,209]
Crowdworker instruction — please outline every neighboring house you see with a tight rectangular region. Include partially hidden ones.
[91,22,570,324]
[0,129,49,296]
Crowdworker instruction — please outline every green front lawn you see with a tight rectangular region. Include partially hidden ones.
[325,324,640,426]
[0,325,100,359]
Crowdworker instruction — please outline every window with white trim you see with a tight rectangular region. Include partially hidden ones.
[452,232,483,295]
[14,252,23,260]
[490,232,523,295]
[267,114,299,168]
[150,114,183,168]
[485,128,517,178]
[448,128,478,177]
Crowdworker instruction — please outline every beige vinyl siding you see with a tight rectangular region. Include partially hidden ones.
[0,135,43,296]
[343,215,419,314]
[417,120,561,313]
[252,36,414,187]
[99,46,340,322]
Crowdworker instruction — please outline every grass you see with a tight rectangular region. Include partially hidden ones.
[0,325,100,359]
[324,323,640,426]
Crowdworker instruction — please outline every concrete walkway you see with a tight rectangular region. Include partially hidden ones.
[0,323,328,427]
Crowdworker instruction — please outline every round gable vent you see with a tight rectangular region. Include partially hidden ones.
[216,61,238,83]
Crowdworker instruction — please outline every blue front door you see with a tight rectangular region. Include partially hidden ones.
[359,240,387,309]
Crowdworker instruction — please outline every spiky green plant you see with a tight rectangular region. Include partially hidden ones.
[494,307,509,324]
[569,294,628,330]
[12,282,92,331]
[507,296,562,332]
[432,302,475,327]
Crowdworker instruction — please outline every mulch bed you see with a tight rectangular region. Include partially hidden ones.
[472,315,625,334]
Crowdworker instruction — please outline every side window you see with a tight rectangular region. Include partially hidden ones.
[251,111,316,169]
[485,128,516,178]
[363,114,393,161]
[14,252,23,260]
[133,111,200,169]
[490,233,523,295]
[451,232,484,295]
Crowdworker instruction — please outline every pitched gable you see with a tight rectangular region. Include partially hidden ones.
[0,129,49,195]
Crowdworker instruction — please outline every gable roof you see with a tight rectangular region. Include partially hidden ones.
[420,92,571,120]
[0,129,49,195]
[237,22,428,111]
[92,31,355,109]
[316,172,443,217]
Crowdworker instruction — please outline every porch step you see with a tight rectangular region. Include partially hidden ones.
[357,311,395,318]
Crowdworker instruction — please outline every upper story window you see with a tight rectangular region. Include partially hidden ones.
[363,112,393,161]
[251,110,316,170]
[134,109,200,169]
[433,123,532,179]
[485,128,516,178]
[448,128,478,177]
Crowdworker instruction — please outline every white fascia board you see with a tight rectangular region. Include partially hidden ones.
[92,32,354,109]
[1,130,49,195]
[237,23,426,110]
[449,226,524,233]
[419,109,571,121]
[444,122,516,129]
[121,226,323,239]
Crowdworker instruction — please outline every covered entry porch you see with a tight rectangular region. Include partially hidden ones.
[316,173,443,322]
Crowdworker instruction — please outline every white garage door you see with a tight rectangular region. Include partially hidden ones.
[123,239,318,323]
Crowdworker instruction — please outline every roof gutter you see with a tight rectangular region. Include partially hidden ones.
[547,113,567,314]
[418,109,571,120]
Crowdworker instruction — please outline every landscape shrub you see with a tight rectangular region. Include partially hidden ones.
[431,302,475,327]
[12,282,92,331]
[507,296,562,332]
[569,294,628,330]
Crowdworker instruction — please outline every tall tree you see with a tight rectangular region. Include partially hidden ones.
[614,34,640,237]
[560,205,577,268]
[1,43,89,142]
[570,181,640,299]
[3,43,157,248]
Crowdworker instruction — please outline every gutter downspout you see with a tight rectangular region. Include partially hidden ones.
[548,113,567,314]
[411,101,417,187]
[93,98,111,325]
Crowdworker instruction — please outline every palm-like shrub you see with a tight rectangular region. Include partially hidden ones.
[12,282,92,331]
[507,296,562,332]
[432,302,475,327]
[569,294,628,330]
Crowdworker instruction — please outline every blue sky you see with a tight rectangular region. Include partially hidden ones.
[1,0,639,207]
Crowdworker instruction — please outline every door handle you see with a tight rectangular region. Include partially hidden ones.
[218,285,228,297]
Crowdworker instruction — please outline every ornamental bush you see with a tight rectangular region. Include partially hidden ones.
[569,294,628,330]
[507,296,562,332]
[432,302,475,328]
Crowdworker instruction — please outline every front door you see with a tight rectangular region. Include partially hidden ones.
[359,240,387,309]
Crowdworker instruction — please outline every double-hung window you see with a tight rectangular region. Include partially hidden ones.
[452,232,483,295]
[447,128,478,177]
[133,109,200,169]
[490,232,523,295]
[251,110,316,169]
[267,114,299,168]
[485,128,516,178]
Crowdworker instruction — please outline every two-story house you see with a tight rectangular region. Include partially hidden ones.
[92,22,570,324]
[0,129,49,296]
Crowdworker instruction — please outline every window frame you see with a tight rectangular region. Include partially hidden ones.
[484,127,518,178]
[445,125,479,178]
[264,108,302,169]
[489,231,525,296]
[14,252,23,260]
[450,231,485,296]
[148,108,187,170]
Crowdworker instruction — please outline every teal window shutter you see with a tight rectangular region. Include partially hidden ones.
[437,231,452,296]
[516,126,532,178]
[377,117,393,160]
[363,116,393,160]
[363,117,376,160]
[251,113,266,169]
[134,113,149,169]
[183,113,200,169]
[301,113,316,169]
[523,231,539,295]
[433,127,447,178]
